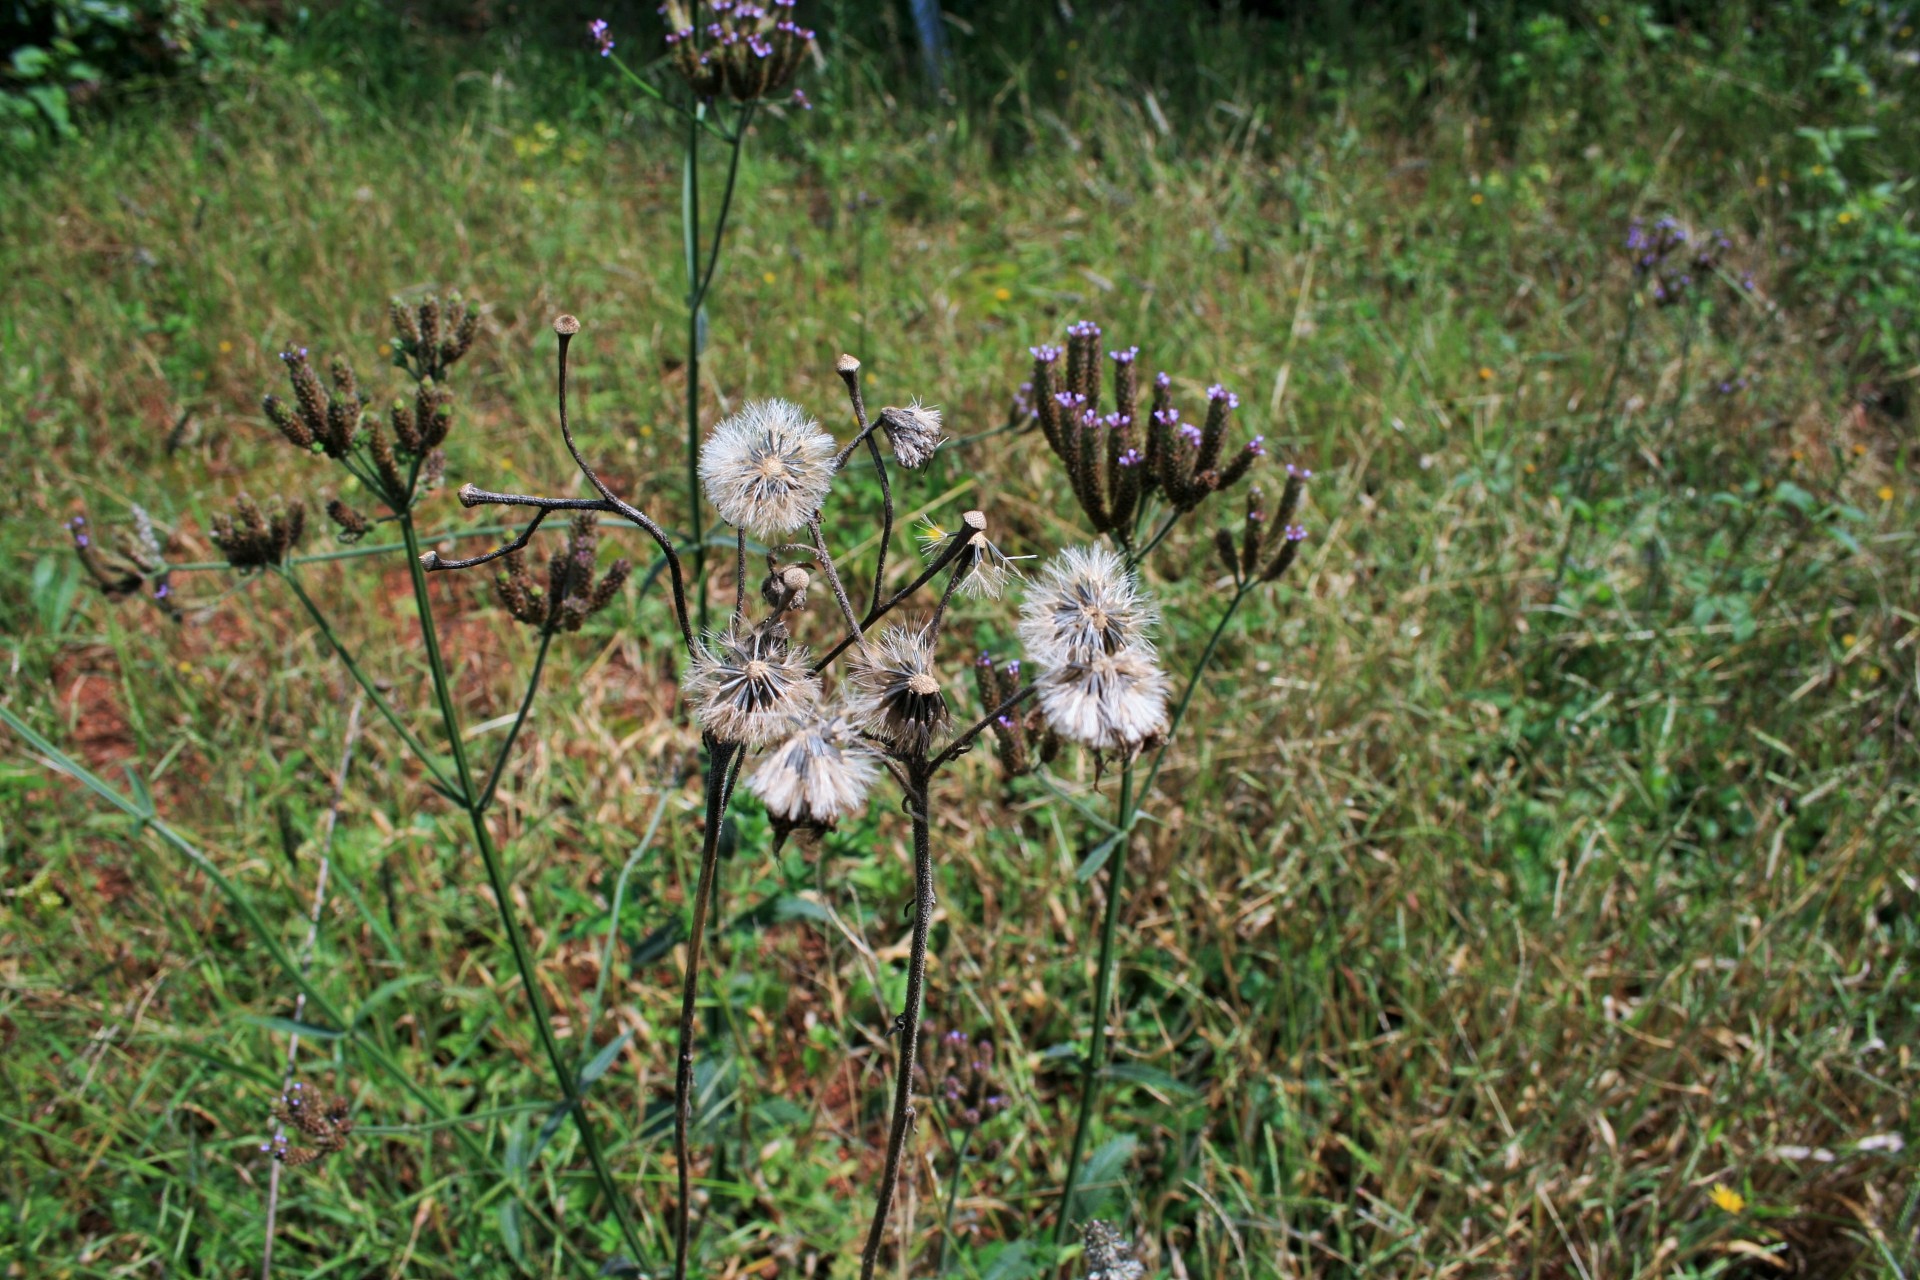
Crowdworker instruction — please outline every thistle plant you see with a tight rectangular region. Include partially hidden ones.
[1010,320,1315,1240]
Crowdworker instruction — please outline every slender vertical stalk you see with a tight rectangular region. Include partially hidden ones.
[398,516,646,1262]
[674,740,742,1280]
[860,765,937,1280]
[684,103,707,636]
[933,1127,975,1276]
[262,695,363,1280]
[1555,293,1642,587]
[1054,759,1134,1242]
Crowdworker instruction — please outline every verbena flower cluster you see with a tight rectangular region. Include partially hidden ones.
[652,1,815,103]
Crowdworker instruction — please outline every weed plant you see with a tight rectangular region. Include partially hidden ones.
[3,4,1918,1277]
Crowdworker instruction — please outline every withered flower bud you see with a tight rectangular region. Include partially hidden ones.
[415,381,453,452]
[210,494,305,571]
[390,398,421,455]
[496,514,626,634]
[762,564,811,613]
[419,449,446,490]
[327,499,371,543]
[264,394,311,449]
[390,298,421,350]
[367,419,407,500]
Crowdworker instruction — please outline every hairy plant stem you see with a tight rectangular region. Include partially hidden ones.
[674,739,744,1280]
[859,762,936,1280]
[398,515,646,1263]
[1053,758,1134,1242]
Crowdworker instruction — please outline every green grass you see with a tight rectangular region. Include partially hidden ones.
[2,9,1917,1277]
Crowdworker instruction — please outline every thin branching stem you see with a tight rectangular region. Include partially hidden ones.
[398,515,648,1262]
[478,628,554,812]
[859,762,936,1280]
[813,532,970,673]
[932,683,1036,771]
[808,515,867,650]
[674,739,744,1280]
[1054,758,1136,1242]
[262,694,363,1280]
[862,434,896,619]
[277,567,453,792]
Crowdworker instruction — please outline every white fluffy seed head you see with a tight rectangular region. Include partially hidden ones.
[747,709,881,825]
[684,623,821,746]
[700,399,838,538]
[1036,644,1169,751]
[878,401,946,469]
[849,621,951,753]
[1017,544,1157,666]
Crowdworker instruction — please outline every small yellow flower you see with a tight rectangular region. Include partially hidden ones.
[519,178,537,195]
[218,340,234,354]
[640,424,653,438]
[1791,449,1805,462]
[1841,634,1858,648]
[1470,192,1484,206]
[1811,164,1826,176]
[1478,366,1494,381]
[1851,442,1867,456]
[993,286,1012,302]
[763,271,777,285]
[1879,485,1895,502]
[1867,666,1884,681]
[1597,12,1611,24]
[177,659,193,675]
[1523,462,1536,474]
[1709,1185,1746,1214]
[1837,211,1854,225]
[1755,175,1770,188]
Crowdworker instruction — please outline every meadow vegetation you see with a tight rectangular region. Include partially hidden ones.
[2,3,1917,1276]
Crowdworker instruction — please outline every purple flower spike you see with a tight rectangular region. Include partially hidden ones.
[1067,320,1101,339]
[996,715,1015,728]
[1179,423,1204,447]
[1030,344,1062,364]
[154,582,171,600]
[1285,463,1313,479]
[588,18,614,56]
[1152,407,1180,426]
[1108,346,1139,364]
[1285,524,1309,542]
[1154,371,1171,390]
[1117,448,1143,467]
[1053,391,1086,410]
[1247,435,1267,455]
[791,88,812,110]
[1207,383,1240,409]
[1005,659,1020,675]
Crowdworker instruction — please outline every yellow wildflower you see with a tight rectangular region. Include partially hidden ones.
[1709,1185,1746,1214]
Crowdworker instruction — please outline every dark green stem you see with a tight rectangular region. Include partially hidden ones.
[934,1127,974,1276]
[398,516,647,1263]
[277,567,453,794]
[1054,759,1134,1243]
[479,628,553,812]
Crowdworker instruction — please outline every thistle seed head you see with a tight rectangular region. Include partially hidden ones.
[1036,644,1169,752]
[685,621,821,746]
[877,401,947,469]
[746,707,881,827]
[1017,544,1156,666]
[700,398,838,538]
[849,621,951,754]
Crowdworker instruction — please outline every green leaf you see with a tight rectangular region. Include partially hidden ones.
[576,1031,633,1091]
[1075,831,1125,883]
[1102,1062,1200,1099]
[244,1014,347,1041]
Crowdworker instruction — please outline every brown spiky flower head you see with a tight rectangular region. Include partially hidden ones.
[850,621,952,754]
[389,293,479,383]
[493,514,632,634]
[685,620,821,746]
[1214,463,1312,587]
[700,398,838,539]
[653,2,816,103]
[210,495,305,572]
[263,1081,354,1169]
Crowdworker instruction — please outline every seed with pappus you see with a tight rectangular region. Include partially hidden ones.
[685,621,821,746]
[1018,544,1157,665]
[877,401,947,469]
[1036,644,1168,751]
[700,398,838,538]
[850,621,951,753]
[746,707,881,829]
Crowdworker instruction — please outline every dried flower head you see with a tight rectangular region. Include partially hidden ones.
[1018,544,1156,666]
[264,348,362,460]
[700,398,838,538]
[850,621,951,754]
[924,1029,1009,1131]
[877,401,947,469]
[327,498,371,543]
[210,495,305,571]
[656,1,816,102]
[975,651,1050,777]
[390,293,479,382]
[685,621,821,746]
[761,563,811,613]
[263,1081,353,1169]
[1081,1221,1146,1280]
[1036,645,1168,752]
[1216,464,1312,587]
[746,707,881,828]
[493,514,631,634]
